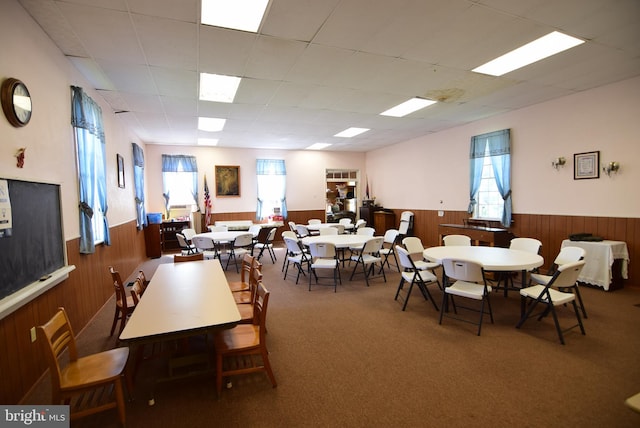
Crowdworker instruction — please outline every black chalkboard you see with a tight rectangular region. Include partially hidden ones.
[0,179,65,300]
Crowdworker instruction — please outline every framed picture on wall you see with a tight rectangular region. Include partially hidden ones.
[215,165,240,197]
[117,154,125,188]
[574,151,600,180]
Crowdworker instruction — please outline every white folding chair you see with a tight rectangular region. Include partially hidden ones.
[395,246,439,311]
[308,242,341,292]
[516,261,586,345]
[439,258,493,336]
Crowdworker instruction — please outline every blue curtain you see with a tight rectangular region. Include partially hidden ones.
[71,86,109,253]
[132,143,146,229]
[161,154,198,211]
[256,159,287,220]
[469,129,511,227]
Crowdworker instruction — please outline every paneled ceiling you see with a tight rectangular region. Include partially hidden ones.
[18,0,640,151]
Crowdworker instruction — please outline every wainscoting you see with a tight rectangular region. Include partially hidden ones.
[4,211,635,404]
[1,220,147,405]
[390,209,638,282]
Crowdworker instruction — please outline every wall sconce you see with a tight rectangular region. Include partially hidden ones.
[603,161,620,176]
[551,157,566,169]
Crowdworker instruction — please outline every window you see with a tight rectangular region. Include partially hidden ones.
[468,129,512,227]
[256,159,287,220]
[71,86,110,253]
[162,155,198,214]
[474,149,504,219]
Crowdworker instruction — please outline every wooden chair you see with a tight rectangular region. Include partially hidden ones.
[108,266,137,336]
[174,253,204,263]
[235,260,264,324]
[130,277,144,305]
[233,258,263,305]
[37,307,130,425]
[213,282,277,397]
[228,254,255,292]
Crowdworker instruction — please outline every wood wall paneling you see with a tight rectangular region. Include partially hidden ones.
[3,212,635,405]
[0,220,147,405]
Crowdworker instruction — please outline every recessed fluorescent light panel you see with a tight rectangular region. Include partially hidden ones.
[306,143,332,150]
[380,97,437,117]
[201,0,269,32]
[199,73,241,103]
[198,138,219,146]
[334,127,370,138]
[198,117,226,132]
[472,31,585,77]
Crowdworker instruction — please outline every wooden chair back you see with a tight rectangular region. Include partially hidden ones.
[130,277,144,305]
[174,253,204,263]
[37,307,129,424]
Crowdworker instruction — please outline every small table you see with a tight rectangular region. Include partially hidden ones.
[561,239,629,291]
[423,246,543,295]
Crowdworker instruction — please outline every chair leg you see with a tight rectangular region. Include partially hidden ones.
[215,352,223,398]
[548,304,565,345]
[394,277,406,301]
[416,280,438,311]
[402,282,415,311]
[572,285,588,318]
[261,348,277,388]
[114,377,126,426]
[110,307,119,336]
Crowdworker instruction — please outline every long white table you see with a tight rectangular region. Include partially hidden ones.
[120,260,240,342]
[120,260,240,402]
[561,239,629,291]
[423,246,544,295]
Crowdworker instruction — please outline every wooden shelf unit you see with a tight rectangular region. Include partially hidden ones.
[161,220,190,252]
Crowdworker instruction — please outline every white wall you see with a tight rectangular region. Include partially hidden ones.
[144,145,366,215]
[366,76,640,218]
[0,1,141,239]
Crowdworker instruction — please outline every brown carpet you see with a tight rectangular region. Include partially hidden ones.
[25,245,640,427]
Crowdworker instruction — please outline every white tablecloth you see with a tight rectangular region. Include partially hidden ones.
[561,239,629,290]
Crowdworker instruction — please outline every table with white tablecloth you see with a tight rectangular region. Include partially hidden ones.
[560,239,629,291]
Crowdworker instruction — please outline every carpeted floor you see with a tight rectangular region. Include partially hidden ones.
[25,244,640,427]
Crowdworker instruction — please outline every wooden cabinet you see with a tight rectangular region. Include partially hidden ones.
[144,224,161,258]
[160,221,190,252]
[374,211,396,234]
[438,223,515,247]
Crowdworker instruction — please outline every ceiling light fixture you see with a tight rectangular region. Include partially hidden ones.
[306,143,332,150]
[198,138,219,146]
[201,0,269,32]
[380,97,437,117]
[198,117,226,132]
[199,73,241,103]
[472,31,585,77]
[334,127,370,138]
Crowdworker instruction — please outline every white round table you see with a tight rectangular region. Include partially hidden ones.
[423,246,543,296]
[301,234,373,249]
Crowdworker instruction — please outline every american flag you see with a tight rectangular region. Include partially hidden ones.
[204,174,212,227]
